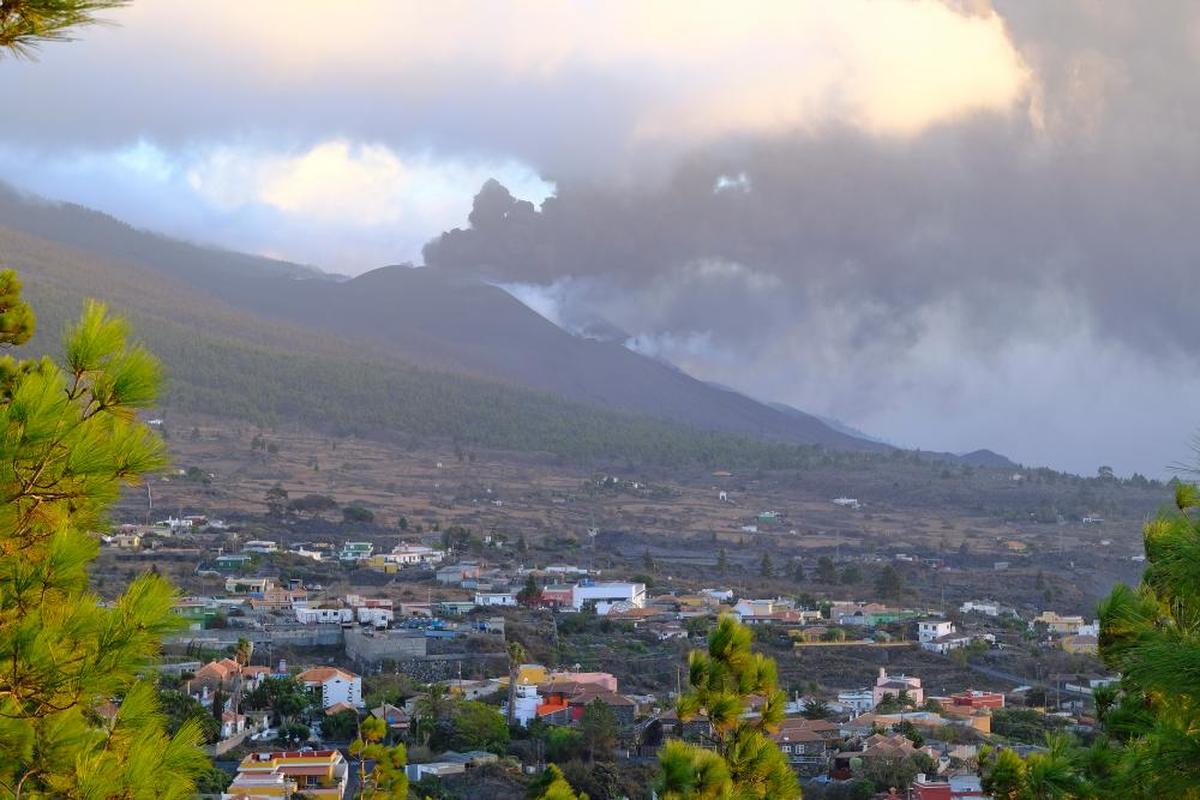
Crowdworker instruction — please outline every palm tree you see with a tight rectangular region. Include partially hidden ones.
[234,637,254,667]
[506,640,527,726]
[414,683,452,722]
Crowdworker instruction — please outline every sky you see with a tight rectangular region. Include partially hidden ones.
[0,0,1197,476]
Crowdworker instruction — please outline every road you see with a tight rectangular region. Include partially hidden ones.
[966,661,1094,699]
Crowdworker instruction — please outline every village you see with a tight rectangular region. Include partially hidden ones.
[104,505,1118,800]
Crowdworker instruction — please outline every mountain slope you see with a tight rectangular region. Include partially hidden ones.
[0,185,884,452]
[6,222,886,467]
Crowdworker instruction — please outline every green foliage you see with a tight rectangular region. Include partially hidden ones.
[350,714,408,799]
[0,275,207,797]
[0,0,127,57]
[657,615,800,799]
[193,764,232,794]
[579,699,618,762]
[991,708,1068,745]
[815,556,837,584]
[874,565,903,599]
[322,708,359,741]
[157,688,220,744]
[1095,478,1200,796]
[243,676,313,725]
[448,699,510,754]
[517,574,541,606]
[544,726,584,763]
[800,699,832,720]
[532,764,589,800]
[342,504,375,524]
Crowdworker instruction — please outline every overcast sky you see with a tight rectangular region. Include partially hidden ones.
[1,0,1197,476]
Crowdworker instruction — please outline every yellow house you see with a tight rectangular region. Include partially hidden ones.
[1033,611,1087,635]
[225,749,347,799]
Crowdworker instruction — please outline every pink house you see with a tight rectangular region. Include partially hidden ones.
[872,667,923,706]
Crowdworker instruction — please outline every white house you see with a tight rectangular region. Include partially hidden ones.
[959,600,1003,617]
[243,540,278,554]
[837,688,876,715]
[220,710,247,739]
[572,582,646,615]
[346,595,395,627]
[918,619,955,643]
[390,543,445,565]
[294,605,354,625]
[511,680,541,727]
[474,592,517,607]
[297,667,363,709]
[922,631,973,654]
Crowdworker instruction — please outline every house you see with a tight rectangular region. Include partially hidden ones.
[187,658,270,701]
[436,563,482,585]
[172,597,219,630]
[243,540,278,554]
[473,591,516,607]
[1060,634,1099,655]
[946,689,1005,710]
[771,718,840,775]
[297,667,363,709]
[1032,611,1087,635]
[832,733,917,779]
[837,688,876,715]
[873,667,923,706]
[370,703,411,734]
[248,585,307,611]
[346,595,394,627]
[295,604,354,625]
[539,583,575,608]
[959,600,1005,617]
[912,773,987,799]
[224,576,273,593]
[923,631,973,655]
[224,749,348,800]
[918,619,955,643]
[572,581,647,615]
[220,710,247,739]
[338,541,374,562]
[389,543,444,565]
[215,554,253,571]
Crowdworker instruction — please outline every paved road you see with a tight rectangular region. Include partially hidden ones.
[966,661,1093,699]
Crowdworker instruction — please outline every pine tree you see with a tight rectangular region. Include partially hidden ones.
[350,715,409,799]
[0,272,207,796]
[790,559,805,582]
[657,615,800,799]
[533,764,589,800]
[1097,480,1200,795]
[717,547,728,575]
[759,551,773,578]
[875,565,904,599]
[0,0,128,57]
[816,556,837,583]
